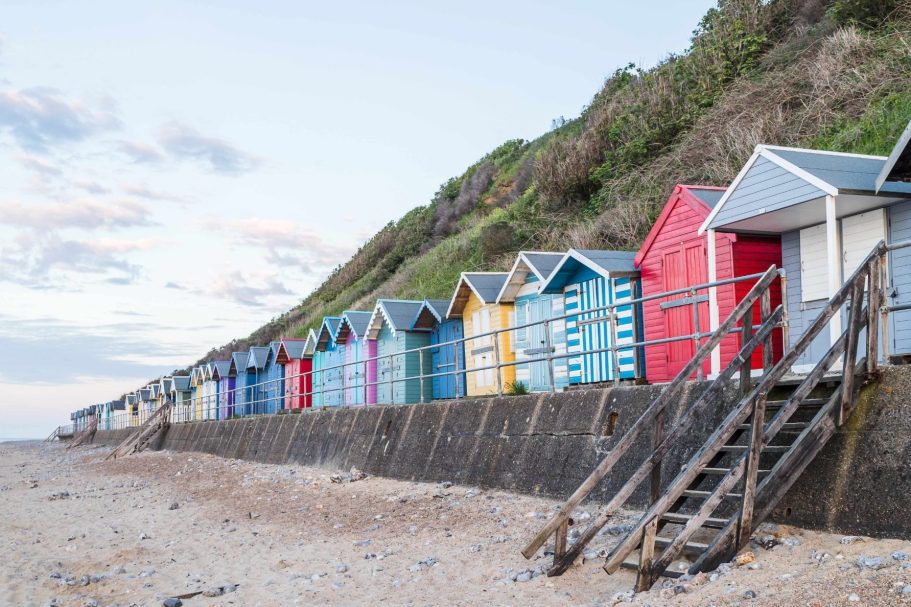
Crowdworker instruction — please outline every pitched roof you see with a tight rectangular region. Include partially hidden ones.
[246,346,270,370]
[212,360,232,380]
[701,144,911,233]
[446,272,509,318]
[877,119,911,192]
[159,377,174,394]
[171,375,191,391]
[315,317,342,351]
[540,248,638,293]
[267,341,282,365]
[411,299,450,329]
[497,251,565,303]
[336,310,373,343]
[686,185,725,208]
[230,351,247,375]
[303,329,319,357]
[367,300,424,338]
[276,338,308,364]
[635,184,725,266]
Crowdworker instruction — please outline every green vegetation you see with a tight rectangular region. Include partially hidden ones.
[505,381,530,396]
[200,0,911,364]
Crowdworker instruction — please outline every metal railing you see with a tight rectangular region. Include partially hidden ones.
[69,269,790,430]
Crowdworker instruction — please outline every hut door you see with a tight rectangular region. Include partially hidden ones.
[526,297,553,391]
[663,241,709,378]
[471,308,494,388]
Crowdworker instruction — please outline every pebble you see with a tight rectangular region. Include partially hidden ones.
[840,536,863,545]
[901,585,911,595]
[336,564,349,574]
[169,502,179,510]
[743,590,758,599]
[891,551,909,561]
[848,593,860,602]
[354,539,371,547]
[84,600,98,607]
[856,555,889,570]
[139,532,150,540]
[162,599,182,607]
[202,587,224,597]
[735,551,756,566]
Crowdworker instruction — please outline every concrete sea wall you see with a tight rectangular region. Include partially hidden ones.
[89,366,911,538]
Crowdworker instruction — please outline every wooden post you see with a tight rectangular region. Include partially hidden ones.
[554,519,568,563]
[760,288,772,373]
[635,517,658,592]
[867,255,881,374]
[737,393,766,549]
[839,278,864,426]
[740,304,753,397]
[826,195,843,345]
[544,319,557,392]
[493,330,504,397]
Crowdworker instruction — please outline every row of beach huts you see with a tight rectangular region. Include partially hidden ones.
[70,125,911,431]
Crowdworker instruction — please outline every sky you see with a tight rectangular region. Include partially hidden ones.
[0,0,717,438]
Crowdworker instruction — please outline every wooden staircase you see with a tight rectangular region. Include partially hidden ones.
[67,417,99,449]
[522,242,887,591]
[105,402,172,460]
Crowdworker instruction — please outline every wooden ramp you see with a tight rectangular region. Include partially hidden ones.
[522,242,886,591]
[105,403,172,460]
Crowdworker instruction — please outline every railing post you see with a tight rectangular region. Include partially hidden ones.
[453,342,462,400]
[737,392,766,549]
[867,255,881,374]
[493,330,504,397]
[650,408,664,503]
[740,304,753,396]
[609,308,621,387]
[839,278,865,426]
[692,289,703,381]
[554,519,569,564]
[419,346,426,404]
[544,319,556,392]
[760,287,772,373]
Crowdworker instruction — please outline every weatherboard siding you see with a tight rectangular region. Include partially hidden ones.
[512,286,567,392]
[890,200,911,355]
[710,156,827,228]
[430,319,466,399]
[782,230,831,370]
[462,294,515,397]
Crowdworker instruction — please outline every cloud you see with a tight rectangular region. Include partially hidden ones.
[157,121,259,175]
[117,140,165,164]
[74,180,110,195]
[0,197,154,230]
[0,315,191,384]
[204,271,294,307]
[19,154,63,177]
[0,86,120,152]
[201,217,354,267]
[121,183,187,204]
[0,232,158,288]
[164,281,187,290]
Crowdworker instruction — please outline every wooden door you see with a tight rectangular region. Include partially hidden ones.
[663,241,709,378]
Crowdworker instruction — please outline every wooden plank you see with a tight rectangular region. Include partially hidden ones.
[737,394,767,549]
[635,517,658,592]
[554,520,568,561]
[740,305,753,396]
[867,255,881,374]
[547,309,782,575]
[839,281,864,425]
[761,288,773,372]
[521,266,780,561]
[651,409,665,503]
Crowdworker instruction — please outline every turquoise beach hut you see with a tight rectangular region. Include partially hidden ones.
[411,299,466,400]
[366,300,431,405]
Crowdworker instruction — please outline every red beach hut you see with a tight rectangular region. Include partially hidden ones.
[276,338,312,409]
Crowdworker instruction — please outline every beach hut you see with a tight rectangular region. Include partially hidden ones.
[122,394,135,430]
[230,352,249,416]
[314,318,343,406]
[275,339,311,409]
[335,311,375,405]
[366,300,431,404]
[110,398,125,429]
[200,364,218,419]
[411,299,466,399]
[211,360,234,418]
[635,184,783,382]
[261,342,285,414]
[446,273,514,397]
[244,347,270,414]
[157,377,173,411]
[700,135,911,371]
[135,388,153,425]
[539,249,643,385]
[302,330,322,407]
[496,251,568,392]
[169,375,192,422]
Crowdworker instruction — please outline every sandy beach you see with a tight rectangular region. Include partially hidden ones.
[1,441,910,607]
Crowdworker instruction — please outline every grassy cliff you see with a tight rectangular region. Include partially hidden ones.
[202,0,911,362]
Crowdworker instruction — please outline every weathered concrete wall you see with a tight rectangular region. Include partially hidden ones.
[89,366,911,538]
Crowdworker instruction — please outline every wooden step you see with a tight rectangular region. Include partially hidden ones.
[660,512,730,529]
[654,536,710,555]
[701,467,770,476]
[737,422,809,431]
[774,375,842,387]
[765,398,829,408]
[682,489,742,500]
[718,444,790,453]
[619,558,683,578]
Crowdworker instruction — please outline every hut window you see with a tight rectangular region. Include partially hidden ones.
[515,303,528,343]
